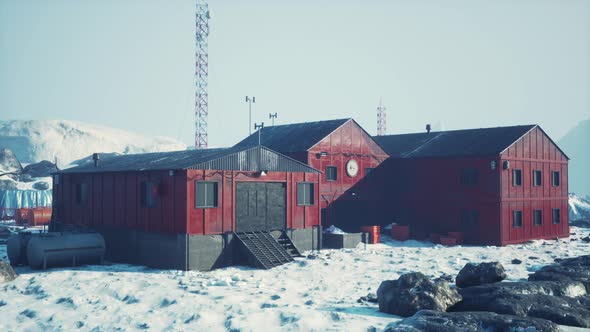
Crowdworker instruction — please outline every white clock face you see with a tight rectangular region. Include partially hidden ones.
[346,159,359,177]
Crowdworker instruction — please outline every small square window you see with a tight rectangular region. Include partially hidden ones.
[297,183,314,206]
[513,210,523,228]
[534,209,542,226]
[552,208,561,224]
[533,170,542,187]
[326,166,337,181]
[195,182,218,208]
[140,181,157,208]
[552,171,560,187]
[512,169,522,186]
[461,168,479,186]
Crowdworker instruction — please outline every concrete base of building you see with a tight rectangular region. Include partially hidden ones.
[323,232,363,249]
[54,224,321,271]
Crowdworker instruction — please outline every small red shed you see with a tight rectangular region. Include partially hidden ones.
[373,125,569,245]
[52,146,322,270]
[233,118,389,230]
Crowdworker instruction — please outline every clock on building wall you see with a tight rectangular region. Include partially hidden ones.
[346,159,359,177]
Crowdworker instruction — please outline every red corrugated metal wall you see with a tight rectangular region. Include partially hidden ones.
[499,127,569,245]
[186,170,320,235]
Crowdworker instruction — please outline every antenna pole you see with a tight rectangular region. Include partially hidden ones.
[269,112,278,126]
[246,96,256,135]
[195,1,210,149]
[254,122,264,145]
[377,98,387,136]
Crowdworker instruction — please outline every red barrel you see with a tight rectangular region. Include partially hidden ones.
[391,225,410,241]
[31,208,52,226]
[15,208,33,225]
[360,225,381,244]
[447,232,464,244]
[429,233,442,244]
[440,237,457,246]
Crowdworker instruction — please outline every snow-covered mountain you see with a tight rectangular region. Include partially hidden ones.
[569,193,590,223]
[0,120,187,167]
[559,119,590,196]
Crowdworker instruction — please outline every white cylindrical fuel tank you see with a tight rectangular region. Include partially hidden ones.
[7,233,33,266]
[26,232,106,270]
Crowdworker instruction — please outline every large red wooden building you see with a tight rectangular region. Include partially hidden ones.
[233,118,390,229]
[52,146,321,270]
[373,125,569,245]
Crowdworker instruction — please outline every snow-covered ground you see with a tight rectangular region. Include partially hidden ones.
[0,227,589,332]
[0,120,187,166]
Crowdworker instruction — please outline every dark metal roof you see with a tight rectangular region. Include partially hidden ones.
[57,146,321,174]
[233,118,351,153]
[373,125,538,158]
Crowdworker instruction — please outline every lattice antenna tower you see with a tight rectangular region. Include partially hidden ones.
[195,1,210,149]
[377,98,387,136]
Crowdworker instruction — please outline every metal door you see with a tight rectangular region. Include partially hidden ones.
[236,182,286,232]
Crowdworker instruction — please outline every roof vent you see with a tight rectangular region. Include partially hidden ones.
[426,124,431,133]
[92,153,100,167]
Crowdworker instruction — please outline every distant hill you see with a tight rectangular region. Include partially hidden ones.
[559,119,590,196]
[0,120,187,167]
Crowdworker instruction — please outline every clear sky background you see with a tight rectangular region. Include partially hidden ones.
[1,0,589,148]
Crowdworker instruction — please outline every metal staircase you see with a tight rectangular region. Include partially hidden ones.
[277,232,303,258]
[234,231,294,269]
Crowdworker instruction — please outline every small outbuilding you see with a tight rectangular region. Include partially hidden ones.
[52,146,322,270]
[373,124,569,245]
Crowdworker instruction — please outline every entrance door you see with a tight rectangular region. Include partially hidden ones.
[236,182,286,232]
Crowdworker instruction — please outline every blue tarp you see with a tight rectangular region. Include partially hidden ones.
[0,189,52,217]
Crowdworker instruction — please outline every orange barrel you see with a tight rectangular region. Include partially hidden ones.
[16,208,33,225]
[447,232,464,244]
[31,208,52,226]
[360,225,381,244]
[440,237,457,246]
[391,225,410,241]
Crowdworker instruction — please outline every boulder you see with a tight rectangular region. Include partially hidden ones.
[455,262,506,288]
[383,310,559,332]
[511,259,522,264]
[377,272,462,317]
[451,286,590,328]
[22,160,58,178]
[33,181,50,191]
[0,260,17,283]
[529,255,590,292]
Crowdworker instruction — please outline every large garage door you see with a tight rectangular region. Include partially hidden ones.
[236,182,286,232]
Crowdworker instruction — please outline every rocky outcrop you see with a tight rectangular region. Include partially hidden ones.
[383,310,559,332]
[0,260,17,283]
[455,262,506,288]
[22,160,57,178]
[0,148,22,179]
[377,272,462,317]
[529,255,590,292]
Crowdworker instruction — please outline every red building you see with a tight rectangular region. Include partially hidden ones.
[233,118,389,229]
[52,146,321,270]
[373,125,569,245]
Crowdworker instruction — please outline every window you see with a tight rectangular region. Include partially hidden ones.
[75,183,88,205]
[534,209,542,226]
[552,171,560,187]
[195,182,218,208]
[533,170,542,187]
[365,167,375,175]
[297,183,314,206]
[512,169,522,186]
[552,208,561,224]
[513,210,523,228]
[461,210,479,226]
[460,168,479,186]
[326,166,337,181]
[140,181,157,208]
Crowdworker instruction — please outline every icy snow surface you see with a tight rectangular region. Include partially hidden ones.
[0,228,589,332]
[0,120,187,166]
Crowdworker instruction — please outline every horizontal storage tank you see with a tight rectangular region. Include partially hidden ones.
[7,233,33,266]
[26,232,106,269]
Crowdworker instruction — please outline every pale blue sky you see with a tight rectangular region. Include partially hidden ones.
[1,0,589,147]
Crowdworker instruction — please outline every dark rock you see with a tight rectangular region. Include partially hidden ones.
[456,280,587,299]
[383,310,559,332]
[19,173,34,182]
[0,260,18,283]
[435,273,454,283]
[357,293,378,304]
[0,148,22,178]
[528,256,539,260]
[377,272,462,317]
[582,236,590,243]
[451,285,590,327]
[529,255,590,292]
[511,259,522,265]
[455,262,506,288]
[0,179,17,190]
[22,160,58,178]
[32,181,50,191]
